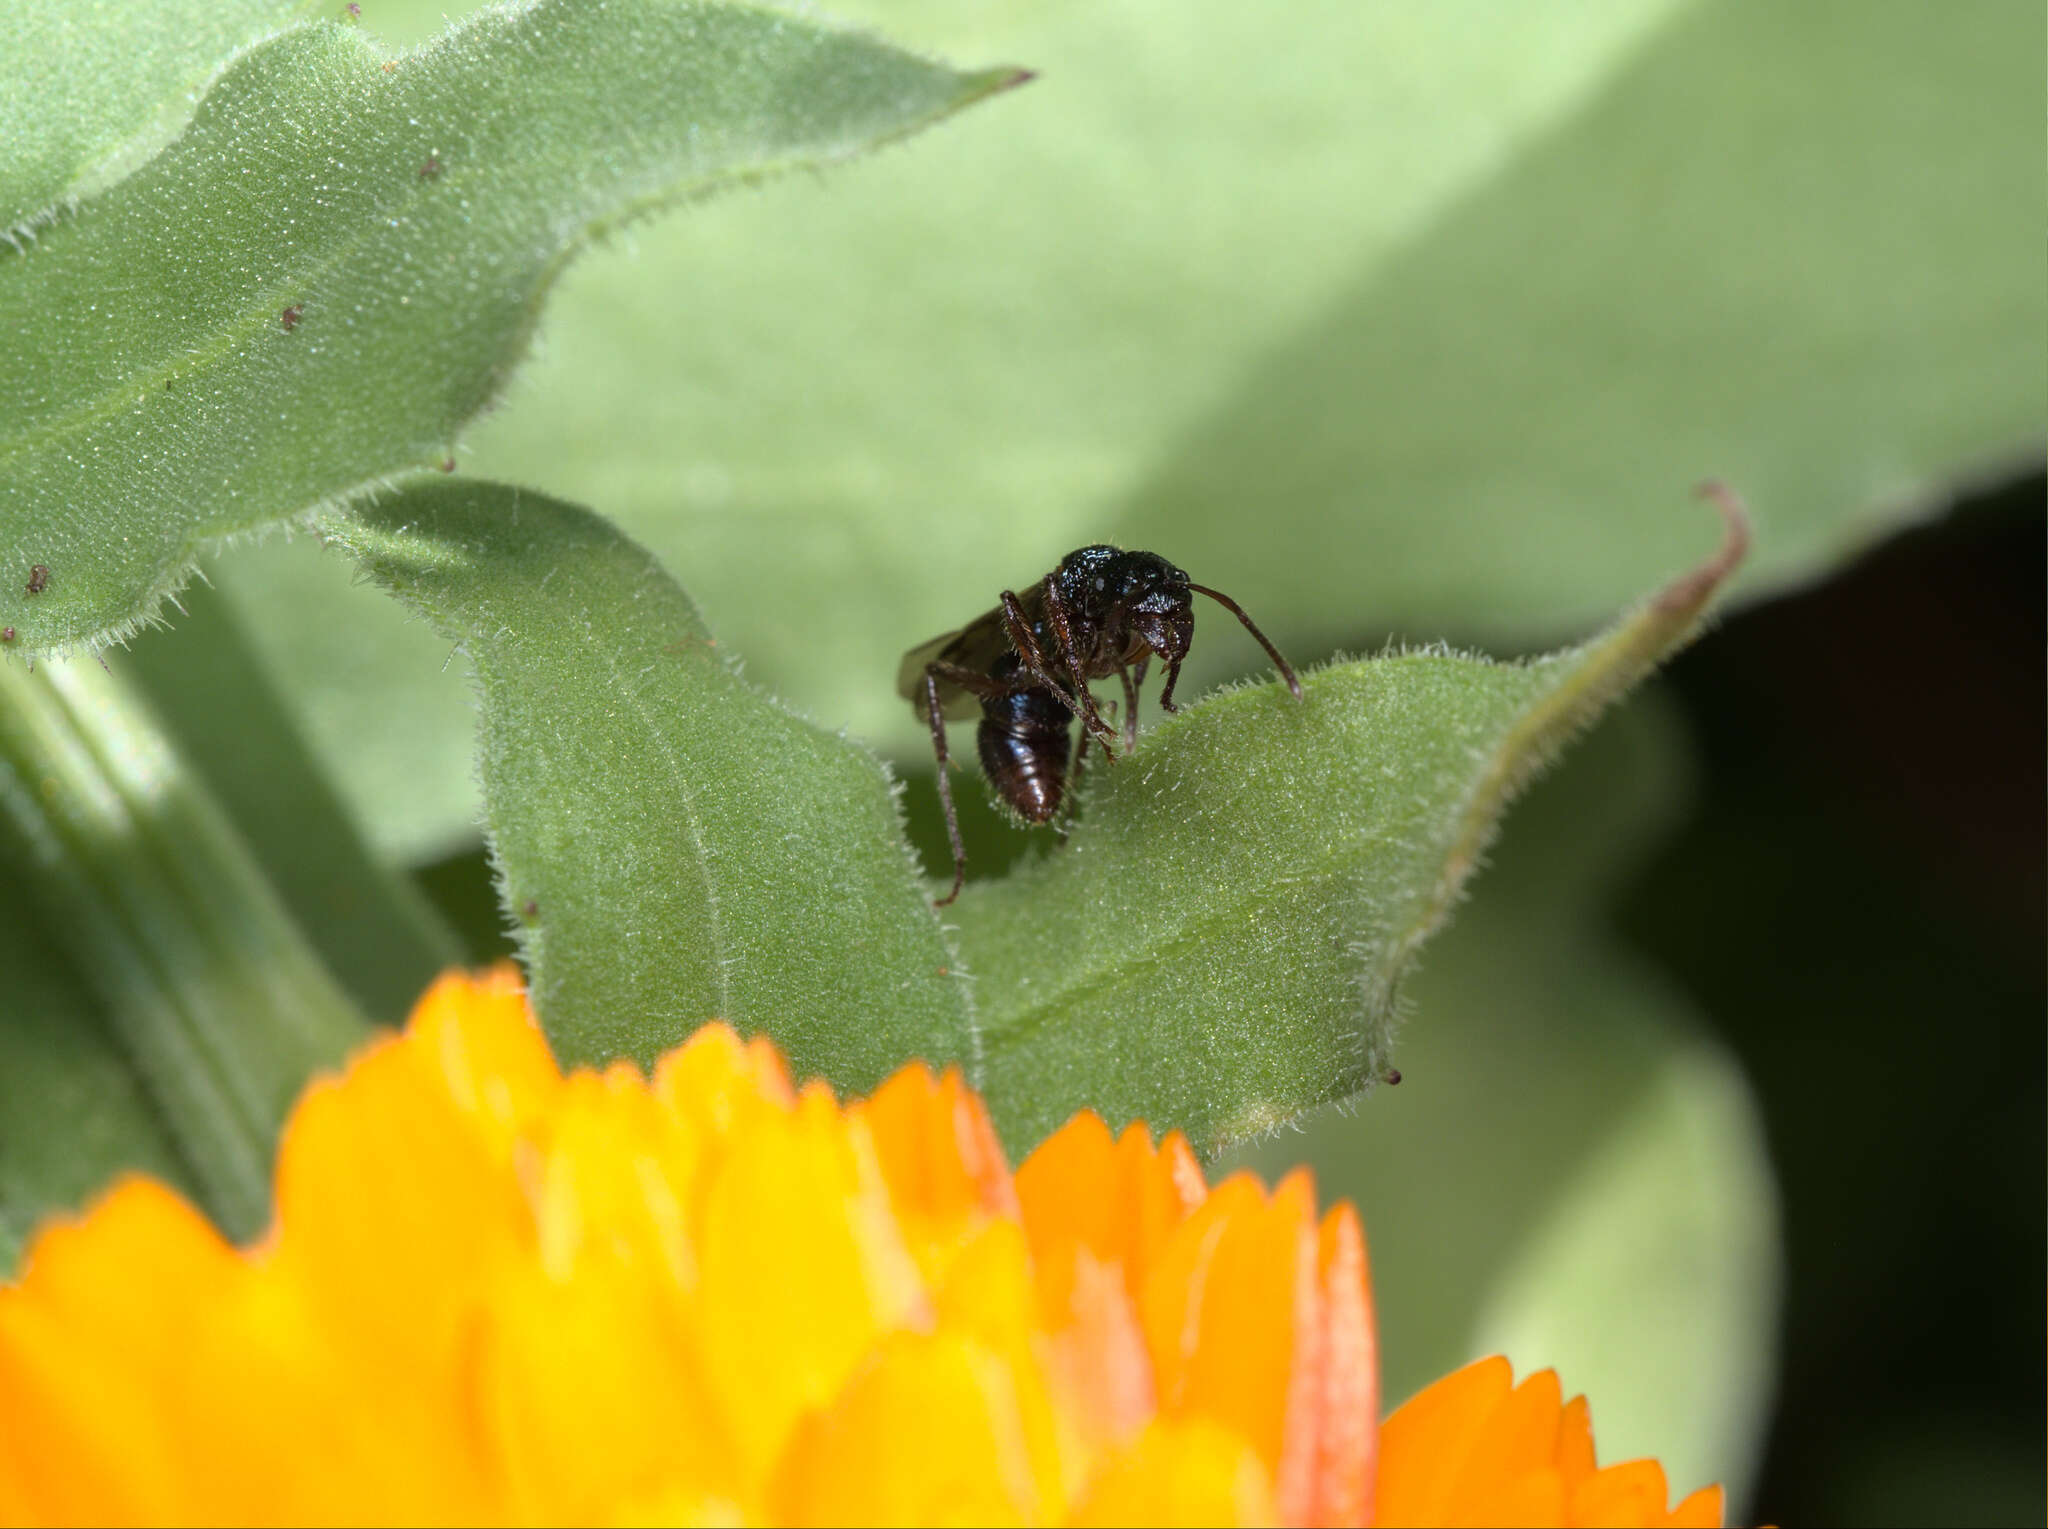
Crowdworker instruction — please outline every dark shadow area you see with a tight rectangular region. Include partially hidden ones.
[1617,470,2045,1527]
[412,844,520,967]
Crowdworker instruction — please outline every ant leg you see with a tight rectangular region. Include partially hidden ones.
[1157,655,1185,713]
[922,669,968,906]
[1117,662,1141,752]
[1057,727,1089,843]
[1036,581,1122,753]
[1000,591,1118,753]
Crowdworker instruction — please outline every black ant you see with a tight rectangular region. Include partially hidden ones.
[898,545,1302,905]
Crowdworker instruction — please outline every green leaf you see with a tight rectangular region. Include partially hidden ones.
[322,480,976,1090]
[117,575,463,1024]
[223,0,2043,857]
[953,491,1749,1156]
[1225,692,1780,1507]
[350,0,2022,766]
[0,656,370,1241]
[222,536,483,865]
[0,0,1022,654]
[0,0,313,233]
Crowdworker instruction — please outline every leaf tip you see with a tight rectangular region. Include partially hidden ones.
[1653,480,1751,621]
[975,65,1040,100]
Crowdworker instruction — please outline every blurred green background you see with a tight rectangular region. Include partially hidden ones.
[47,1,2048,1523]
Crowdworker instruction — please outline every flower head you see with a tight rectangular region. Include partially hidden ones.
[0,968,1720,1527]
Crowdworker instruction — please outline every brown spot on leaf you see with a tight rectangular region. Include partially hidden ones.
[420,155,442,179]
[281,304,304,332]
[25,566,49,596]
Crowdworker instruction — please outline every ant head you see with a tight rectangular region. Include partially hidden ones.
[1127,575,1194,664]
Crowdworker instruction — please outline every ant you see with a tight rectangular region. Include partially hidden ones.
[898,545,1302,905]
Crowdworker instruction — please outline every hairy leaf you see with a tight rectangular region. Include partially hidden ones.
[226,0,2043,856]
[323,481,976,1090]
[952,493,1749,1155]
[0,0,312,233]
[1227,694,1780,1508]
[408,0,2032,762]
[0,0,1020,653]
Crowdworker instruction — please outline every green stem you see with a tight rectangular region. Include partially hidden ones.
[0,655,370,1241]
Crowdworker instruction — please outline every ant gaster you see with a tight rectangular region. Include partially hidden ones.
[898,545,1302,905]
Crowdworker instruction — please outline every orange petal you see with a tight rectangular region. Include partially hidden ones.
[1558,1394,1598,1483]
[1303,1202,1377,1529]
[649,1022,797,1142]
[1019,1113,1207,1315]
[1138,1169,1319,1485]
[1469,1368,1569,1494]
[858,1061,1019,1286]
[1377,1355,1516,1527]
[1036,1242,1157,1451]
[1663,1484,1726,1528]
[1569,1459,1672,1528]
[1381,1357,1724,1529]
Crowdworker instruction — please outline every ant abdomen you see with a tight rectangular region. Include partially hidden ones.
[977,666,1073,824]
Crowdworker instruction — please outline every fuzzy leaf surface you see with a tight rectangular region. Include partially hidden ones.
[463,0,2039,750]
[952,497,1749,1155]
[324,481,976,1090]
[0,0,311,233]
[1227,695,1780,1506]
[223,0,2043,856]
[0,0,1017,653]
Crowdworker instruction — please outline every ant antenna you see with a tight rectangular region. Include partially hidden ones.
[1186,583,1304,698]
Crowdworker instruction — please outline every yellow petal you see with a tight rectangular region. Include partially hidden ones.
[768,1332,1052,1527]
[0,968,1716,1529]
[0,1179,240,1524]
[693,1082,927,1491]
[1138,1170,1318,1479]
[1066,1417,1277,1528]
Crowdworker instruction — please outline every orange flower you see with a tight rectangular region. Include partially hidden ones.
[0,968,1721,1527]
[1379,1359,1722,1528]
